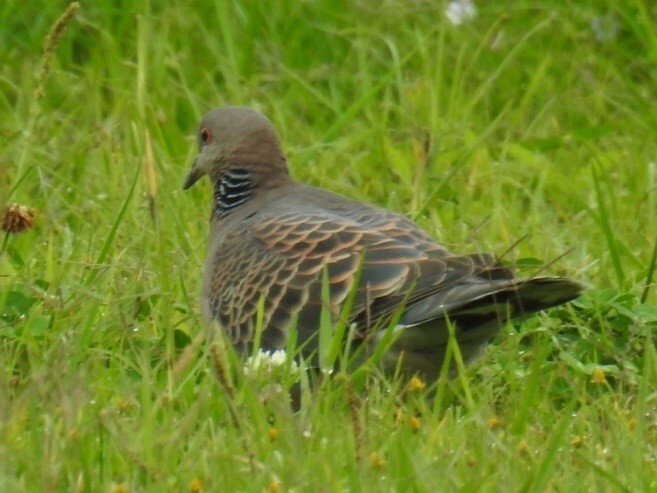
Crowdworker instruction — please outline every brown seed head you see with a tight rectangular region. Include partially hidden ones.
[2,203,36,233]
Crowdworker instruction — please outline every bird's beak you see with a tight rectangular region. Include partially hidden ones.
[182,158,203,190]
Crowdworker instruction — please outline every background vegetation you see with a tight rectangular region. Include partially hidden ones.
[1,0,656,490]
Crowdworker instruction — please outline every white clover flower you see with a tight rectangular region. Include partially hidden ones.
[445,0,477,26]
[243,349,299,377]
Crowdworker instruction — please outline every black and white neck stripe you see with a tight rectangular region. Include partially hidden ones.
[214,167,252,217]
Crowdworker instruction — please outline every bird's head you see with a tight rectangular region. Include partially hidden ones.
[183,106,289,191]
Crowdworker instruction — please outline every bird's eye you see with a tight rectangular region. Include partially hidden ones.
[200,128,212,145]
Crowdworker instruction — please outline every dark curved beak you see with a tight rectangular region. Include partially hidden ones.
[182,158,203,190]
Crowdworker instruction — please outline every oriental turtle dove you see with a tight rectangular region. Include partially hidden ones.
[183,106,581,380]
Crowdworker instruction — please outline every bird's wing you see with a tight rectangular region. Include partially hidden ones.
[204,209,505,352]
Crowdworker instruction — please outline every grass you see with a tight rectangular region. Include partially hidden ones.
[1,0,657,490]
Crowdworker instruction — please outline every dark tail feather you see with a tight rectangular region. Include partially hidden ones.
[447,277,583,337]
[502,277,583,313]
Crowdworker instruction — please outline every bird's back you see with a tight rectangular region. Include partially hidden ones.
[203,181,580,378]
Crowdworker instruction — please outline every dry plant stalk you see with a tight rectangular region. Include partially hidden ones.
[143,130,159,226]
[33,2,80,105]
[209,343,234,398]
[98,411,164,481]
[15,2,80,181]
[170,330,206,382]
[339,373,363,462]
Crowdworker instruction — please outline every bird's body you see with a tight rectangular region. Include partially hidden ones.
[184,107,582,381]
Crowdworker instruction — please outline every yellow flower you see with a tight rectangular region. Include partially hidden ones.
[517,440,529,456]
[487,415,501,430]
[407,376,426,392]
[267,427,279,442]
[115,397,132,413]
[591,367,607,384]
[189,478,202,493]
[268,478,281,493]
[111,483,128,493]
[409,415,421,432]
[571,435,584,448]
[369,452,386,469]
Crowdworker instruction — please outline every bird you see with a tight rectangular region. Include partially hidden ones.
[183,106,582,382]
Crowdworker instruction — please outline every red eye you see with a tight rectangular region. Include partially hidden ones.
[200,128,212,144]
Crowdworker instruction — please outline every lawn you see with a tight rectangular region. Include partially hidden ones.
[1,1,656,491]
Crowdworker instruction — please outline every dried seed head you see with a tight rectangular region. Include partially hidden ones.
[2,203,36,233]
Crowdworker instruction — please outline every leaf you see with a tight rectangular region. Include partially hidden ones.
[514,257,545,268]
[34,279,50,291]
[28,316,51,336]
[629,303,657,324]
[6,247,25,269]
[173,329,192,349]
[2,290,35,318]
